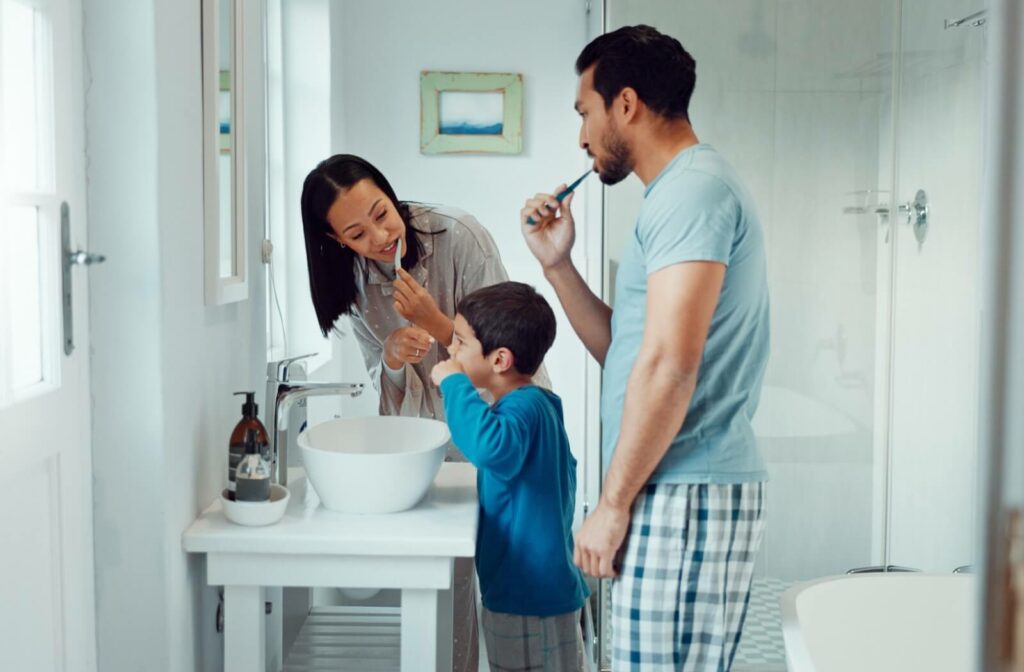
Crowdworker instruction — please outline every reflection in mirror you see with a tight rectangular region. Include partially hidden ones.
[202,0,246,305]
[218,0,234,279]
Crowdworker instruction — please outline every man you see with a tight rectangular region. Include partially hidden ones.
[520,25,770,671]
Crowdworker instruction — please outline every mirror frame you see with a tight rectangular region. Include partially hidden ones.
[202,0,248,305]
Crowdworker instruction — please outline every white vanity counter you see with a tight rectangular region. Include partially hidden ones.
[183,463,478,672]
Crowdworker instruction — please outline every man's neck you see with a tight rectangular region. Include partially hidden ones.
[632,120,700,186]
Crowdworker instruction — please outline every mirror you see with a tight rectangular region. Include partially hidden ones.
[202,0,247,305]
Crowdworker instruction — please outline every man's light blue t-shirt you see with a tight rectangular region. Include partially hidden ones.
[602,143,770,484]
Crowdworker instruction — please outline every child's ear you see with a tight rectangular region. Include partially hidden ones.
[491,348,515,374]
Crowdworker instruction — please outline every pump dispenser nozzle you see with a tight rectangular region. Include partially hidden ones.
[234,391,258,418]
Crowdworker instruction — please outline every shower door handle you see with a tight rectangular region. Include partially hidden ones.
[903,189,929,244]
[874,189,929,244]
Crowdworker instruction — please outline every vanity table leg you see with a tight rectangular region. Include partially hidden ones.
[224,585,266,672]
[265,586,283,672]
[437,582,453,672]
[401,588,439,671]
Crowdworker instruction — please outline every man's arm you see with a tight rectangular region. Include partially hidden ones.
[574,260,725,577]
[544,261,613,365]
[520,189,613,365]
[601,260,723,506]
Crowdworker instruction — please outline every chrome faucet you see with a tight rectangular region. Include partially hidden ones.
[266,353,364,486]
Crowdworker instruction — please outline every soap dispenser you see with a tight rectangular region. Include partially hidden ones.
[235,428,272,502]
[228,391,270,500]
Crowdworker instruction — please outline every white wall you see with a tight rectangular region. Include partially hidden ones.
[85,1,267,670]
[277,0,599,509]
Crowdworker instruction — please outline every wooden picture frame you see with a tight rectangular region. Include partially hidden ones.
[420,71,523,155]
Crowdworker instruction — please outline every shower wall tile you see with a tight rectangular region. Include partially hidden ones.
[888,286,979,571]
[766,279,875,432]
[690,89,776,253]
[776,0,890,93]
[761,458,874,581]
[886,0,984,572]
[607,0,778,93]
[770,91,882,288]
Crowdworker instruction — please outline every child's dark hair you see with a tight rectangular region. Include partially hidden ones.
[576,25,697,121]
[457,282,556,376]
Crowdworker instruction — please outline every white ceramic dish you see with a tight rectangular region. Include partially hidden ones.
[220,484,290,526]
[297,416,449,514]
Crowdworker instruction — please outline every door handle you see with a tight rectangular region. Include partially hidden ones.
[62,202,105,355]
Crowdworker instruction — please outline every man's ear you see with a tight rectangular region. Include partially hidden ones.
[618,86,640,124]
[490,348,515,374]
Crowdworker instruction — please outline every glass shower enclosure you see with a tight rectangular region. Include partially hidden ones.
[595,0,989,669]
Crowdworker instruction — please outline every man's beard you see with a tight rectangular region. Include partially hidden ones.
[597,122,633,185]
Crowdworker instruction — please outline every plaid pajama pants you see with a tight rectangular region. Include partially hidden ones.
[611,481,766,671]
[481,607,586,672]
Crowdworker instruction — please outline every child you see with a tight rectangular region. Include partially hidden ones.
[430,281,590,672]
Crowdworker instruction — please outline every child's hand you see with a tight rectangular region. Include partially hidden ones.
[430,359,464,387]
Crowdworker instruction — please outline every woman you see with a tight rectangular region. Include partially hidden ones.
[300,154,513,672]
[301,154,513,427]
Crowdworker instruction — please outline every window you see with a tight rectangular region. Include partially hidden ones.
[0,0,59,405]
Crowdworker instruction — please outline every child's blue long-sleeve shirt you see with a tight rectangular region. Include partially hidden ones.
[439,373,589,617]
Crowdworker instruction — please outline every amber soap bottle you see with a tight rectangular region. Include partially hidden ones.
[227,391,270,500]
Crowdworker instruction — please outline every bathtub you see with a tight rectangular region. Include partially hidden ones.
[781,573,976,672]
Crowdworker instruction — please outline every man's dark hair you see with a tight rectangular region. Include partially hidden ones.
[575,25,697,121]
[457,282,556,376]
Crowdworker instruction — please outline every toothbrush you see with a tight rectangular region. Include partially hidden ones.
[394,237,402,278]
[526,169,593,225]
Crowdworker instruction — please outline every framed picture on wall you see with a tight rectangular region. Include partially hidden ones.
[420,71,523,155]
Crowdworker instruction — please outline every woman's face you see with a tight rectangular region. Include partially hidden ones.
[325,178,407,263]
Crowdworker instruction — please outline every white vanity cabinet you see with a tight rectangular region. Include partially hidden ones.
[183,464,478,671]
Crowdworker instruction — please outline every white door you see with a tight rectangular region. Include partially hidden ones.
[0,0,97,670]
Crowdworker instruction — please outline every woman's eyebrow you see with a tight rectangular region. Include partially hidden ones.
[343,199,383,232]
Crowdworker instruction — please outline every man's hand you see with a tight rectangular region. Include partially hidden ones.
[573,498,632,578]
[430,358,464,387]
[521,187,576,272]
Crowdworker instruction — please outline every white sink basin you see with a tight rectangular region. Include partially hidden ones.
[297,416,450,514]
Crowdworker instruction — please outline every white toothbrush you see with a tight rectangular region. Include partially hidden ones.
[394,237,402,278]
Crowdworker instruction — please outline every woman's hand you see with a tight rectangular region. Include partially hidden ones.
[383,326,435,370]
[521,186,576,272]
[430,358,464,387]
[394,268,454,344]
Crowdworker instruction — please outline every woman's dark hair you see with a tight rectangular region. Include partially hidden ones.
[301,154,430,336]
[457,282,556,376]
[575,25,697,121]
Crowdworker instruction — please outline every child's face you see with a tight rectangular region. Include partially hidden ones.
[448,314,494,387]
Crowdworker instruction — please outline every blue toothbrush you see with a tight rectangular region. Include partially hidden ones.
[526,169,593,225]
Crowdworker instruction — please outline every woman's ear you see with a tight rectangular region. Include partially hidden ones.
[491,348,515,374]
[325,231,347,249]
